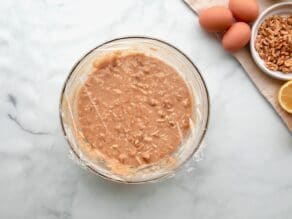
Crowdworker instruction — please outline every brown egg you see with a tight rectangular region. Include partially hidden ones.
[229,0,259,23]
[222,22,251,52]
[199,6,233,32]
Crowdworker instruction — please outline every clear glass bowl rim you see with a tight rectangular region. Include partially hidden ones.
[59,36,210,184]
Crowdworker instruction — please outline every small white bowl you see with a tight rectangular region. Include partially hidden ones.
[250,2,292,81]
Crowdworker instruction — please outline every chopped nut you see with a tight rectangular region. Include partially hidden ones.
[135,156,143,165]
[133,139,139,145]
[129,147,137,156]
[163,100,172,109]
[148,98,159,106]
[136,82,149,89]
[151,130,159,137]
[156,118,165,123]
[138,122,145,130]
[168,120,175,127]
[266,62,278,71]
[182,117,190,129]
[182,98,190,107]
[99,133,106,142]
[134,130,143,139]
[175,93,183,101]
[113,88,122,94]
[118,153,128,162]
[143,69,150,74]
[111,144,119,148]
[151,143,158,148]
[156,72,166,78]
[158,110,166,118]
[144,135,153,142]
[130,84,138,90]
[132,72,144,80]
[284,59,292,67]
[160,134,167,140]
[115,123,122,132]
[158,90,166,96]
[141,152,151,162]
[138,88,148,95]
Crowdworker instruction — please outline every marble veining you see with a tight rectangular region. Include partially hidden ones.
[0,0,291,218]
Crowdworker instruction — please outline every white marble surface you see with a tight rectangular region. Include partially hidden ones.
[0,0,291,218]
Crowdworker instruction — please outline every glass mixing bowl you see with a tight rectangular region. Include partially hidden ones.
[59,36,209,183]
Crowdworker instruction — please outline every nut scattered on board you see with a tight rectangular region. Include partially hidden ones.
[255,15,292,73]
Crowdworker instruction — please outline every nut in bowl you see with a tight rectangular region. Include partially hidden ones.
[59,37,209,183]
[250,2,292,81]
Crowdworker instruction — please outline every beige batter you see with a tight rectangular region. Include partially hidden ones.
[77,53,193,167]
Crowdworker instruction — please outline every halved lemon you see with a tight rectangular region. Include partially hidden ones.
[278,81,292,114]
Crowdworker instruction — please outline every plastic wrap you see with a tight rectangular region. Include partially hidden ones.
[59,37,209,183]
